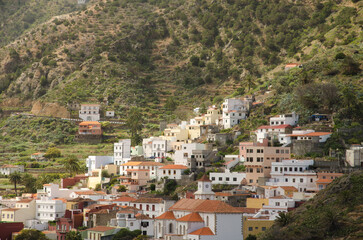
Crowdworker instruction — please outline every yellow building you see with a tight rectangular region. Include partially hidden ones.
[246,198,269,209]
[1,207,34,223]
[88,169,104,189]
[243,216,274,239]
[187,125,201,140]
[204,107,222,125]
[103,164,118,176]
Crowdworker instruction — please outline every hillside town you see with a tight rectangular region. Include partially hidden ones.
[0,95,361,240]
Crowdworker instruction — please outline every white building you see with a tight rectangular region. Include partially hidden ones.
[69,190,106,201]
[157,165,188,180]
[86,156,114,175]
[222,98,250,129]
[154,198,244,240]
[113,208,154,236]
[114,139,131,165]
[130,198,175,219]
[79,104,100,121]
[119,161,164,180]
[143,137,171,160]
[0,165,24,175]
[36,197,66,223]
[266,159,317,192]
[174,143,206,166]
[346,144,363,167]
[210,170,246,185]
[37,183,74,199]
[255,124,292,143]
[194,175,215,200]
[204,106,222,125]
[270,112,299,126]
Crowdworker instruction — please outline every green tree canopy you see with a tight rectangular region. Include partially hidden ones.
[44,147,61,159]
[65,231,82,240]
[15,229,49,240]
[21,173,37,193]
[126,107,143,145]
[112,228,141,240]
[63,155,81,176]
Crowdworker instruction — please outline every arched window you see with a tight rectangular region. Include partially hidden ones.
[158,222,161,234]
[179,225,182,234]
[206,216,209,226]
[169,223,173,233]
[183,225,186,235]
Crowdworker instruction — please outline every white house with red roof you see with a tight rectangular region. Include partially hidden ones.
[0,165,24,175]
[130,198,175,219]
[69,190,106,201]
[154,198,244,239]
[111,196,136,207]
[157,165,188,180]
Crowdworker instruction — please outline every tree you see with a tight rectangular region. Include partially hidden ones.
[276,212,292,227]
[9,171,22,196]
[199,103,207,114]
[44,147,61,159]
[126,107,143,145]
[165,97,178,111]
[21,173,36,193]
[102,170,110,178]
[246,235,257,240]
[63,156,81,176]
[112,228,141,240]
[245,75,255,91]
[66,231,82,240]
[163,179,178,195]
[118,185,127,192]
[15,229,49,240]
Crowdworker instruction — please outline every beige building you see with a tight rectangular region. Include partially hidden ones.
[204,107,222,125]
[240,141,291,186]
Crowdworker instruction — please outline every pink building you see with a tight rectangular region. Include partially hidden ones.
[239,141,291,186]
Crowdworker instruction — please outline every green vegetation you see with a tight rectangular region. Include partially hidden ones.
[15,229,49,240]
[259,171,363,240]
[0,0,360,128]
[112,229,142,240]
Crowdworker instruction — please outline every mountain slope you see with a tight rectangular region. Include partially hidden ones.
[0,0,361,122]
[259,171,363,240]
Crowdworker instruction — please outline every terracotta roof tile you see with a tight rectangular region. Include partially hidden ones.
[112,196,136,202]
[197,175,211,182]
[155,211,176,220]
[87,226,115,232]
[160,165,188,170]
[189,227,214,235]
[135,213,152,220]
[131,198,163,203]
[79,121,101,125]
[177,212,204,222]
[169,199,241,213]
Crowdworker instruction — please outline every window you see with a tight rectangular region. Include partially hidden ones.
[275,202,280,206]
[262,227,266,231]
[276,149,280,153]
[293,178,296,183]
[211,177,215,181]
[233,177,237,181]
[249,179,253,183]
[226,177,230,181]
[248,227,253,231]
[130,222,134,227]
[219,177,222,181]
[310,178,313,183]
[300,178,303,183]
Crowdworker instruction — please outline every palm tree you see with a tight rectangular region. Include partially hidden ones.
[21,173,37,193]
[245,74,255,91]
[64,156,81,176]
[9,171,22,196]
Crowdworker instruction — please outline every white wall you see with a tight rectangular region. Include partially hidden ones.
[210,171,246,185]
